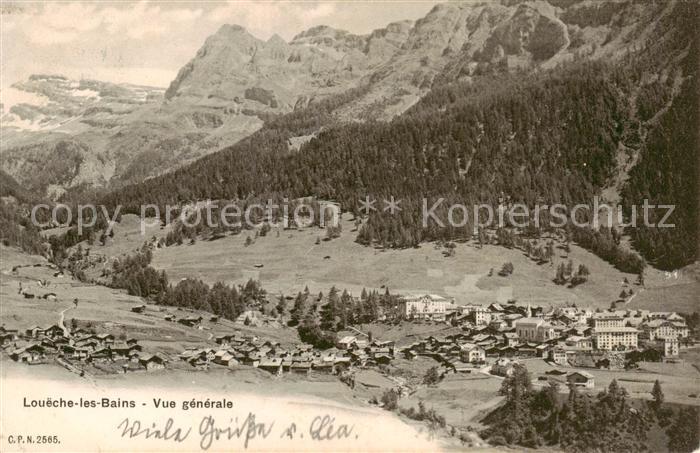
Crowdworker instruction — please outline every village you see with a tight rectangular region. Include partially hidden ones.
[391,294,692,386]
[1,245,699,451]
[2,288,695,395]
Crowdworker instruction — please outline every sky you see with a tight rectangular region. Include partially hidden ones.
[0,0,438,98]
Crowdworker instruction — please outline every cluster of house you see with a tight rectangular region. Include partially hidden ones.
[398,332,488,374]
[150,309,277,329]
[492,358,596,388]
[3,293,691,383]
[399,297,692,364]
[132,304,210,327]
[176,333,397,375]
[0,324,167,372]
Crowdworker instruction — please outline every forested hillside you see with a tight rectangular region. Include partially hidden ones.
[0,170,47,255]
[618,0,699,270]
[104,69,696,272]
[97,2,698,271]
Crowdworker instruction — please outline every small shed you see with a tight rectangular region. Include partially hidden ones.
[259,358,283,376]
[337,335,357,350]
[11,343,46,363]
[291,361,311,375]
[213,350,238,367]
[567,371,595,388]
[139,354,167,371]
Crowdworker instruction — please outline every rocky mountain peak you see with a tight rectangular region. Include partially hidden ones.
[200,23,262,55]
[292,25,349,41]
[266,33,287,45]
[212,23,256,39]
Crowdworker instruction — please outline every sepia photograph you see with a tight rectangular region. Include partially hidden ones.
[0,0,698,451]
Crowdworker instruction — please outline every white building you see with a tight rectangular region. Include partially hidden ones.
[643,320,689,341]
[554,307,592,324]
[594,327,639,350]
[550,348,568,366]
[591,314,625,329]
[664,338,680,357]
[460,305,492,326]
[515,317,555,343]
[459,343,486,363]
[402,295,449,320]
[504,332,519,347]
[337,336,357,350]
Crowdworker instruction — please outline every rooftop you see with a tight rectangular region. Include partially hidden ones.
[568,370,594,378]
[515,317,548,326]
[594,327,639,333]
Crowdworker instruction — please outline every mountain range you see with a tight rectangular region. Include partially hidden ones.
[1,0,679,198]
[1,0,697,271]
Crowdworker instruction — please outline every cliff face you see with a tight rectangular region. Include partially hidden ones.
[162,1,673,123]
[162,21,412,110]
[338,1,672,120]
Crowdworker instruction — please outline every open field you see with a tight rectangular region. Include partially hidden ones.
[519,357,700,406]
[147,216,697,311]
[0,246,297,351]
[681,348,700,373]
[44,213,698,313]
[399,374,503,430]
[627,282,700,313]
[1,247,144,331]
[42,214,172,283]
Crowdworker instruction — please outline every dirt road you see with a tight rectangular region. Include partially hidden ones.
[58,306,73,336]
